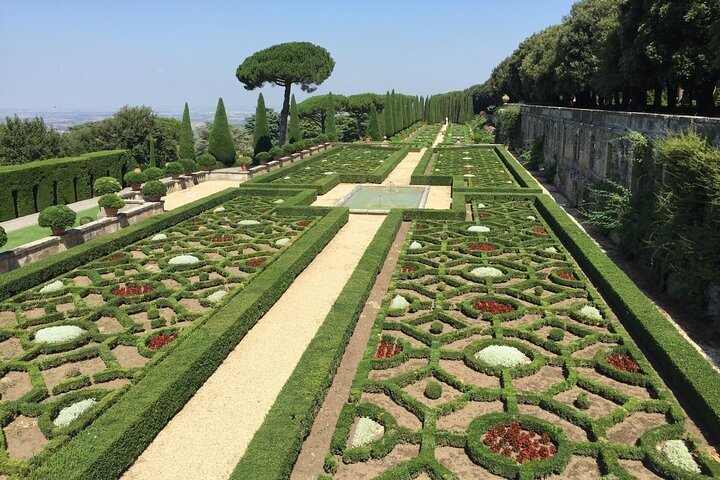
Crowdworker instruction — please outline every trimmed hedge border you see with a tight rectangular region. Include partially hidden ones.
[0,150,131,221]
[28,199,349,480]
[230,212,403,480]
[534,194,720,435]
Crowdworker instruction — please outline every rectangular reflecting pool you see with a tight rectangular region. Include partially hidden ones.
[338,185,429,213]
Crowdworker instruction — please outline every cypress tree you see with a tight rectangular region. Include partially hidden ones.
[391,90,399,133]
[209,97,236,167]
[385,91,395,136]
[397,94,405,130]
[253,93,272,156]
[179,102,195,159]
[324,93,337,141]
[288,94,301,144]
[148,136,157,168]
[378,110,386,139]
[367,103,380,141]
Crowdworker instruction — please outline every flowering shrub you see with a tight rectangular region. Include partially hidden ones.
[351,417,384,448]
[213,206,226,213]
[147,332,177,350]
[468,225,490,233]
[468,243,497,251]
[409,241,422,250]
[473,299,515,314]
[606,353,639,373]
[557,271,577,281]
[39,280,64,294]
[471,267,503,278]
[389,294,410,312]
[168,255,200,265]
[275,238,290,246]
[401,265,418,273]
[209,236,232,242]
[531,228,547,235]
[238,219,261,226]
[374,339,401,359]
[53,398,98,427]
[246,258,265,267]
[112,285,155,296]
[151,233,167,241]
[660,440,701,474]
[207,290,227,303]
[476,345,530,368]
[35,325,85,344]
[579,305,602,321]
[482,422,557,463]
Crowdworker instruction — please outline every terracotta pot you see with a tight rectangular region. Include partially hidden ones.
[241,164,248,172]
[147,195,162,202]
[104,207,119,217]
[51,226,65,236]
[184,170,192,176]
[274,155,281,161]
[259,159,267,165]
[204,166,212,172]
[131,183,141,191]
[171,174,180,180]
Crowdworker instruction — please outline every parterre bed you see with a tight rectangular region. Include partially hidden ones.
[441,123,473,145]
[431,148,520,188]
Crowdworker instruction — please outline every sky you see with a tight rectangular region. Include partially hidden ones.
[0,0,576,115]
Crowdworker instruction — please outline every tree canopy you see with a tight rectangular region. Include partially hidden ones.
[235,42,335,145]
[179,102,195,159]
[252,93,273,155]
[288,94,301,144]
[208,98,236,167]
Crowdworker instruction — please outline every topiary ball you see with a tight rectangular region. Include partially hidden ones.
[424,381,442,400]
[429,321,444,335]
[144,167,165,181]
[38,205,77,229]
[93,176,122,195]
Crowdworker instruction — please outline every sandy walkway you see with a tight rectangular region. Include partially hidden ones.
[382,149,425,186]
[432,123,448,147]
[162,181,238,210]
[426,186,452,209]
[122,214,385,480]
[311,183,357,207]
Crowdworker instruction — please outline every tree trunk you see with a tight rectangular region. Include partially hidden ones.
[696,78,718,115]
[653,84,662,110]
[278,82,292,146]
[666,82,678,111]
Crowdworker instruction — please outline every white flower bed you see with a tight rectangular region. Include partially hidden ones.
[390,295,410,311]
[544,247,557,254]
[468,225,490,233]
[151,233,167,241]
[168,255,200,265]
[207,290,227,303]
[238,219,261,226]
[526,215,536,221]
[54,398,97,427]
[273,199,284,204]
[580,305,602,321]
[477,203,486,209]
[409,241,422,250]
[275,237,290,246]
[35,325,85,344]
[351,417,384,448]
[283,176,291,180]
[463,174,476,178]
[660,440,701,474]
[471,267,504,278]
[476,345,530,368]
[39,280,64,294]
[213,206,226,213]
[323,171,335,175]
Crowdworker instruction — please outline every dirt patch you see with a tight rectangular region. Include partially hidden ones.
[513,365,565,392]
[360,392,421,430]
[0,337,24,361]
[606,411,668,445]
[368,358,427,381]
[617,459,665,480]
[518,404,588,442]
[546,455,602,479]
[3,415,47,460]
[179,298,207,313]
[0,311,17,328]
[94,378,131,390]
[95,316,124,334]
[23,308,45,320]
[435,446,505,479]
[83,293,105,307]
[161,279,182,290]
[438,359,499,388]
[554,386,621,418]
[403,376,463,408]
[572,342,617,359]
[56,302,76,314]
[535,326,581,346]
[437,401,505,432]
[72,275,93,287]
[112,345,148,369]
[0,371,32,401]
[334,443,420,480]
[443,332,493,350]
[577,367,652,400]
[41,356,107,393]
[390,331,427,348]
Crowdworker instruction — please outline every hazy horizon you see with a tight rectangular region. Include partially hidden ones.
[0,0,576,116]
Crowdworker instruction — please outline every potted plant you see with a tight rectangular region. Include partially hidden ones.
[269,146,283,160]
[282,143,294,156]
[93,176,122,195]
[38,205,76,235]
[123,171,148,191]
[0,226,7,250]
[238,155,252,172]
[180,158,197,175]
[165,161,184,180]
[256,151,271,165]
[98,193,125,217]
[144,166,165,181]
[142,180,168,202]
[197,153,216,172]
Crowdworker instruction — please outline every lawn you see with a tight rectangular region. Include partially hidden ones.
[0,207,100,252]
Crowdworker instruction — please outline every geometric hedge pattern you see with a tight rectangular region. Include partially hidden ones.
[270,146,401,186]
[433,148,520,188]
[404,124,443,147]
[323,200,716,479]
[441,123,473,145]
[0,194,317,469]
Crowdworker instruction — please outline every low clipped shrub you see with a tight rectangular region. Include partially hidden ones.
[123,170,148,188]
[256,152,271,164]
[317,133,329,143]
[429,320,444,334]
[282,144,294,155]
[574,392,591,410]
[165,161,184,177]
[93,177,122,195]
[424,380,442,399]
[180,158,197,174]
[38,205,76,233]
[144,166,165,181]
[98,194,125,215]
[548,327,565,342]
[269,146,283,158]
[0,226,6,248]
[197,153,217,170]
[142,180,167,199]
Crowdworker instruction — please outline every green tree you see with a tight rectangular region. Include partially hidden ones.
[0,115,62,165]
[179,102,195,159]
[235,42,335,145]
[345,93,383,139]
[208,98,236,167]
[288,94,301,143]
[324,93,337,141]
[243,107,281,146]
[367,103,381,140]
[148,136,157,168]
[253,93,272,155]
[195,121,253,157]
[384,91,394,137]
[297,93,347,132]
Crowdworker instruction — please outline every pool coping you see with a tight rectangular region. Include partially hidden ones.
[336,184,430,214]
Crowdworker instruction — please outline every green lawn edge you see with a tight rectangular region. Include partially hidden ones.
[230,211,403,480]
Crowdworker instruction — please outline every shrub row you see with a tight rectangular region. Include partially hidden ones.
[229,212,403,479]
[0,150,131,221]
[28,205,348,480]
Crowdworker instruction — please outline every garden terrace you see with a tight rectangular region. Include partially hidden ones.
[244,144,410,194]
[402,124,444,147]
[0,188,340,477]
[441,123,473,145]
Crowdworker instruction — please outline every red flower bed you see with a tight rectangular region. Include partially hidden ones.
[147,332,177,350]
[472,299,516,314]
[104,252,126,262]
[112,285,155,296]
[482,422,557,463]
[606,353,639,372]
[374,339,401,359]
[246,258,265,268]
[297,221,310,227]
[557,271,577,281]
[401,265,418,273]
[468,243,497,251]
[209,236,232,242]
[415,225,427,230]
[477,213,490,219]
[531,228,548,235]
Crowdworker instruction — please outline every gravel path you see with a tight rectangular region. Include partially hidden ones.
[382,149,424,185]
[162,181,239,210]
[121,214,385,480]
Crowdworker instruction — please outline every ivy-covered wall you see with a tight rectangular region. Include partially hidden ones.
[0,150,130,221]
